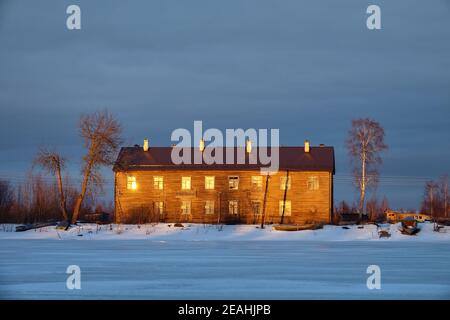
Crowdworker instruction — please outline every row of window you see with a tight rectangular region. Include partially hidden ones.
[127,175,320,191]
[152,200,292,216]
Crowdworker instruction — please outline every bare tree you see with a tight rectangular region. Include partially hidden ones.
[380,196,390,215]
[366,197,378,222]
[439,175,448,218]
[0,179,14,222]
[71,110,122,225]
[34,148,69,221]
[346,118,387,215]
[422,176,449,219]
[421,180,439,217]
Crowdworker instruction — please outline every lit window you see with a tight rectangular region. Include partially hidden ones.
[127,176,137,190]
[229,200,238,214]
[279,200,292,216]
[181,201,191,214]
[229,176,239,190]
[154,176,164,190]
[280,176,291,190]
[154,201,164,215]
[252,200,262,216]
[205,176,215,190]
[205,200,215,215]
[251,176,263,189]
[181,177,191,190]
[307,176,319,191]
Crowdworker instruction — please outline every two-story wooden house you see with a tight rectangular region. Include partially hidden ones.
[113,140,335,225]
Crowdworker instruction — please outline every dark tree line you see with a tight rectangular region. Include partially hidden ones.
[0,175,84,223]
[334,196,390,224]
[0,174,114,224]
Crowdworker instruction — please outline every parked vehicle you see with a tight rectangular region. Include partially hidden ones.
[399,217,420,235]
[82,212,112,224]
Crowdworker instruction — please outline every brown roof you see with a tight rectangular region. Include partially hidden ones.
[113,146,335,173]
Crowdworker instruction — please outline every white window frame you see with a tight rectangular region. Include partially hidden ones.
[153,176,164,190]
[181,176,191,190]
[228,176,239,190]
[229,200,239,215]
[205,176,215,190]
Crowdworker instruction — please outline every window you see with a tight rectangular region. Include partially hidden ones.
[154,201,164,215]
[127,176,137,190]
[307,176,319,191]
[279,200,292,216]
[205,176,215,190]
[252,200,262,216]
[229,200,239,215]
[181,176,191,190]
[153,176,164,190]
[181,201,191,215]
[205,200,215,215]
[280,176,291,190]
[229,176,239,190]
[251,176,263,189]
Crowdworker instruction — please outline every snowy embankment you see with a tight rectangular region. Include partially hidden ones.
[0,222,449,241]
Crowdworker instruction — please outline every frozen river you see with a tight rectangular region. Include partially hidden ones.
[1,240,449,299]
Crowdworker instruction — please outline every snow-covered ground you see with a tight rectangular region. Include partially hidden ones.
[0,222,449,241]
[1,223,449,299]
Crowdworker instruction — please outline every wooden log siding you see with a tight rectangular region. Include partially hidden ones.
[114,170,333,225]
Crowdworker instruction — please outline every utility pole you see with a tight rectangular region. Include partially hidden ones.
[217,192,222,225]
[430,184,434,217]
[280,170,289,224]
[261,174,270,229]
[430,184,437,231]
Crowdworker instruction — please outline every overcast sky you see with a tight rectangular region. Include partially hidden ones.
[0,0,449,209]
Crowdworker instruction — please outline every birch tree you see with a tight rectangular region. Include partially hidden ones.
[346,118,387,215]
[70,110,122,225]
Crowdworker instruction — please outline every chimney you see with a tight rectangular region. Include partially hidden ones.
[199,139,205,152]
[246,139,252,153]
[143,139,149,152]
[304,140,310,153]
[319,143,325,148]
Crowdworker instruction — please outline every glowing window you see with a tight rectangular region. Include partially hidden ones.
[280,176,291,190]
[153,176,164,190]
[181,201,191,214]
[127,176,137,190]
[251,176,263,189]
[181,177,191,190]
[205,176,215,190]
[279,200,292,216]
